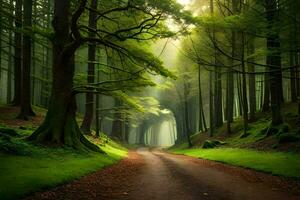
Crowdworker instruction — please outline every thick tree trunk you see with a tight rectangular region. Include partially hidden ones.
[265,0,283,126]
[139,122,147,145]
[210,0,223,129]
[12,0,22,106]
[81,0,98,135]
[174,110,184,144]
[28,0,101,152]
[214,71,223,128]
[18,0,35,119]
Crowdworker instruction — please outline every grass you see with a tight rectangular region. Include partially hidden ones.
[0,130,127,200]
[171,147,300,179]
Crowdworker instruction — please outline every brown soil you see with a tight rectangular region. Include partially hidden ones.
[0,106,44,128]
[25,149,300,200]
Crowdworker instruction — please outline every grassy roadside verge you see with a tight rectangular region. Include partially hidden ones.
[0,131,127,200]
[171,148,300,179]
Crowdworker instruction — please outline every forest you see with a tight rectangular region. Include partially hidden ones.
[1,0,300,199]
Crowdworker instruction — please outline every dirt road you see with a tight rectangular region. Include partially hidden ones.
[26,148,300,200]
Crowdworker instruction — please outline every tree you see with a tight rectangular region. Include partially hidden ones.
[265,0,283,126]
[28,0,190,150]
[18,0,36,119]
[12,0,22,106]
[80,0,98,135]
[28,0,100,151]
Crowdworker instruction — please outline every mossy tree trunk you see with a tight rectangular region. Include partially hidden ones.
[28,0,100,152]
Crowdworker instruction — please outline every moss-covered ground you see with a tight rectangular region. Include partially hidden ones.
[171,148,300,179]
[0,128,127,200]
[0,105,127,200]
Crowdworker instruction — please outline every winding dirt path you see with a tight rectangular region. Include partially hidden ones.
[26,148,300,200]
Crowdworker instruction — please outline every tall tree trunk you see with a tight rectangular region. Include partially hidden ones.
[139,122,147,145]
[12,0,22,106]
[296,53,300,97]
[7,5,13,103]
[28,0,101,152]
[0,0,2,79]
[183,79,192,147]
[111,99,123,140]
[174,110,184,144]
[95,69,101,137]
[198,65,207,132]
[31,0,37,106]
[265,0,283,126]
[237,74,243,116]
[18,0,35,119]
[262,69,270,111]
[209,71,214,137]
[214,70,223,128]
[248,36,256,121]
[81,0,98,135]
[241,33,248,136]
[290,51,297,102]
[227,29,235,134]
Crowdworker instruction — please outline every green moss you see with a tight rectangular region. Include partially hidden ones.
[171,148,300,179]
[202,140,226,149]
[0,130,127,200]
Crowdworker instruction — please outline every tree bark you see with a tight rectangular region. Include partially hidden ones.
[7,3,13,103]
[183,80,192,147]
[265,0,283,126]
[111,99,123,140]
[198,65,207,132]
[248,36,256,121]
[0,0,2,80]
[209,71,214,137]
[28,0,101,152]
[262,69,270,111]
[241,33,248,136]
[81,0,98,135]
[12,0,22,106]
[18,0,36,119]
[290,51,297,102]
